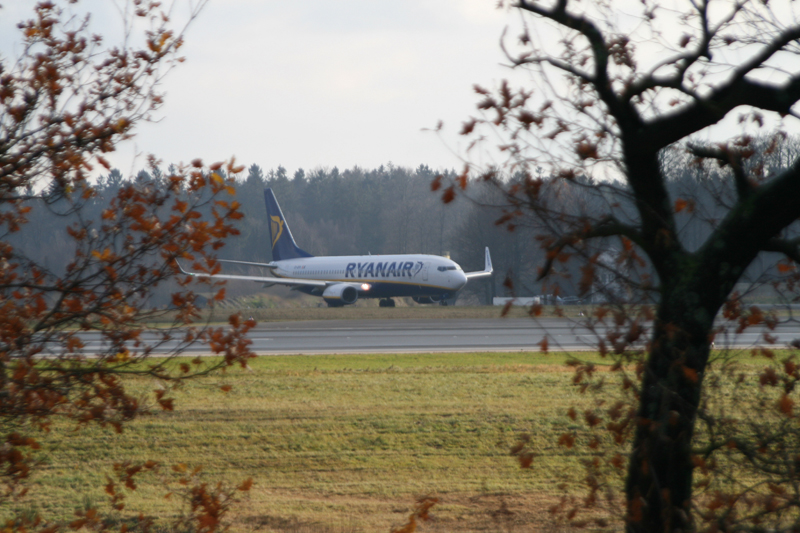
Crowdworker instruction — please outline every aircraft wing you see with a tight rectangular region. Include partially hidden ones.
[465,247,493,280]
[177,262,327,288]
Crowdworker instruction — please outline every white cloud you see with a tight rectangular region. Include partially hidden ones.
[2,0,520,175]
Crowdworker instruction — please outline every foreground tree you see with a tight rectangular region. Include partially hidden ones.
[0,2,253,530]
[445,1,800,531]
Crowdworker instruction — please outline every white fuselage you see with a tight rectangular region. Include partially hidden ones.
[272,254,468,297]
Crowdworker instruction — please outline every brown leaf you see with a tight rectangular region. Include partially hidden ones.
[575,141,599,160]
[460,118,477,135]
[779,394,794,416]
[584,410,601,427]
[519,452,534,468]
[441,186,455,204]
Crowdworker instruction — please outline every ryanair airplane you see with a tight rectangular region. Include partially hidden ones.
[180,189,492,307]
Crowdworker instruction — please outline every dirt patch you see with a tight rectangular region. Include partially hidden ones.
[237,490,579,533]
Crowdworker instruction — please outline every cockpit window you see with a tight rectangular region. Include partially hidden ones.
[437,266,458,271]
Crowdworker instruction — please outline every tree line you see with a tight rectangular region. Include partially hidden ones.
[11,140,797,308]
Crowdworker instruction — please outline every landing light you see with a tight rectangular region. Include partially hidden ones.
[361,283,371,291]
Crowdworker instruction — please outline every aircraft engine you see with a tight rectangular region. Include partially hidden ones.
[323,284,359,305]
[412,296,436,304]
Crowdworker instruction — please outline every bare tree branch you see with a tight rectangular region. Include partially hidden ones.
[764,236,800,263]
[688,143,755,199]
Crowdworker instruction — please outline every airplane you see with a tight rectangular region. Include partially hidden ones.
[179,188,493,307]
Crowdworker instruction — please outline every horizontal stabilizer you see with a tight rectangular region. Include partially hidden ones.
[218,259,278,269]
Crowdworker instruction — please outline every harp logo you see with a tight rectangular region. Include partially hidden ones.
[270,215,284,249]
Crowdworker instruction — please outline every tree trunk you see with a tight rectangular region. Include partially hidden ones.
[625,292,715,533]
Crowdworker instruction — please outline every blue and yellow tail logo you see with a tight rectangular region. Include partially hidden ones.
[270,215,284,249]
[264,188,313,260]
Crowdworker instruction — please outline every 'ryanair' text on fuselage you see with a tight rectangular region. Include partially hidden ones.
[345,261,422,279]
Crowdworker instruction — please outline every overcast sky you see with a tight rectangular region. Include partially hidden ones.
[3,1,521,177]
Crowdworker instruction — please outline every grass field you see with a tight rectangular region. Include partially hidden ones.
[8,352,613,533]
[7,350,781,532]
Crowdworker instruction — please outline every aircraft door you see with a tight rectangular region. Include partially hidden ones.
[422,262,429,281]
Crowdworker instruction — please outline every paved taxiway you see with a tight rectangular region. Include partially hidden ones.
[70,318,800,355]
[254,318,564,353]
[247,318,800,354]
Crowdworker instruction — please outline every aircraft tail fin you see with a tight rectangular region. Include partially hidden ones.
[264,188,313,261]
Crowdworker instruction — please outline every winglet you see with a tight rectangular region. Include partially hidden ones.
[465,247,493,280]
[175,260,198,277]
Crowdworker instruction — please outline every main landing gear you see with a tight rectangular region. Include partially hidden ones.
[378,298,396,308]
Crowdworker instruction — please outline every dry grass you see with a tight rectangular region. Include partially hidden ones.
[9,353,595,533]
[10,350,777,532]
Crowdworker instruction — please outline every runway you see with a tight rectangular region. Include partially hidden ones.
[252,318,565,354]
[247,318,800,354]
[67,317,800,356]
